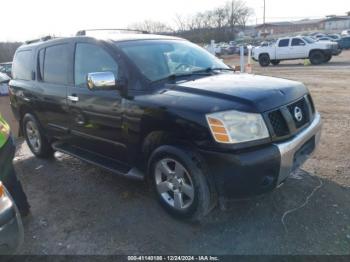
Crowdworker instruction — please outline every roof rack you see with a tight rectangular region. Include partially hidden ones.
[25,35,54,45]
[76,29,149,36]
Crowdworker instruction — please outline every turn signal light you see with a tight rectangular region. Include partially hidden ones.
[207,117,230,143]
[0,182,4,198]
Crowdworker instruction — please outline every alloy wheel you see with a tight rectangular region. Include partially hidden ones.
[26,120,41,153]
[154,158,195,210]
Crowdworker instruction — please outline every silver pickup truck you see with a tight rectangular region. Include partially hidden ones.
[253,36,341,66]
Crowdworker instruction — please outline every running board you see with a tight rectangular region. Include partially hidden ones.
[52,142,145,181]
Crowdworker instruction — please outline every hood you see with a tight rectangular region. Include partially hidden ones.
[167,73,308,113]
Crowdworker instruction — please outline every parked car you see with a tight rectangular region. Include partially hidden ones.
[341,29,350,36]
[0,62,12,78]
[0,116,24,254]
[317,36,335,42]
[327,34,341,41]
[9,31,322,220]
[0,72,10,96]
[338,36,350,49]
[253,36,340,66]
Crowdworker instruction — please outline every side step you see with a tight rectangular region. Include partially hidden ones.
[52,142,145,181]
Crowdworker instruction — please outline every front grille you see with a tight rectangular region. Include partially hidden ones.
[268,110,289,137]
[265,96,314,140]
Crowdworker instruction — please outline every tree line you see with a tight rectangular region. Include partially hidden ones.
[129,0,253,43]
[0,42,22,63]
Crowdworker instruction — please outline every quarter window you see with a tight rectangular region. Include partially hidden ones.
[43,44,70,84]
[74,43,118,87]
[278,39,290,47]
[12,50,32,80]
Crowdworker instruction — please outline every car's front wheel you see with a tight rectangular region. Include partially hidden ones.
[23,113,53,158]
[259,54,270,67]
[309,51,325,65]
[324,54,332,63]
[149,146,215,221]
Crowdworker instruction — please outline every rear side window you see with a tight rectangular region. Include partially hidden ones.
[43,44,69,84]
[291,38,305,46]
[12,50,33,80]
[74,43,118,87]
[278,39,290,47]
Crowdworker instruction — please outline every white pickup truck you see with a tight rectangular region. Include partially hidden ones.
[252,36,341,66]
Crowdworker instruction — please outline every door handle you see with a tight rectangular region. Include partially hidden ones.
[68,95,79,102]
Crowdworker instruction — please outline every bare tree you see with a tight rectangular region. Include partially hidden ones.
[128,20,173,33]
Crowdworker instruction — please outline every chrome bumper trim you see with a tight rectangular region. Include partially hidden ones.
[275,112,322,184]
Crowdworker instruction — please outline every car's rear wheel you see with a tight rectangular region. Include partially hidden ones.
[23,114,53,158]
[270,60,280,66]
[259,54,270,67]
[309,51,325,65]
[149,146,215,221]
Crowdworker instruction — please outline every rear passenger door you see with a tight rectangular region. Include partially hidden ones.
[290,38,307,58]
[36,43,72,138]
[67,41,127,161]
[276,38,290,59]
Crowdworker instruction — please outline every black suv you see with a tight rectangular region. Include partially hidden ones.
[9,31,322,220]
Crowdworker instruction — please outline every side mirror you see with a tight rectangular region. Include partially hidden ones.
[87,72,117,91]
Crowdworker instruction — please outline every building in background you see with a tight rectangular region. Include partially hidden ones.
[254,14,350,37]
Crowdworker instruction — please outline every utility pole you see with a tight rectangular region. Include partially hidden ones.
[263,0,266,25]
[263,0,266,38]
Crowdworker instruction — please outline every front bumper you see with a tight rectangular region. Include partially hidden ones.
[0,187,24,254]
[331,48,342,56]
[200,113,322,198]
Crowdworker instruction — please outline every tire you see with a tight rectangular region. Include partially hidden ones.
[148,145,216,221]
[259,54,270,67]
[270,60,280,66]
[22,113,53,158]
[324,54,332,63]
[309,51,325,65]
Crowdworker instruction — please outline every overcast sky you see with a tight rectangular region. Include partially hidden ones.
[1,0,349,41]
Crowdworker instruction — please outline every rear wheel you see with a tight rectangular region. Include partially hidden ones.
[309,51,325,65]
[270,60,280,66]
[259,54,270,67]
[149,146,216,221]
[23,114,53,158]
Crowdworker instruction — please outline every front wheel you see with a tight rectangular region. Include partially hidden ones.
[149,146,216,221]
[259,54,270,67]
[23,113,53,158]
[270,60,280,66]
[309,51,325,65]
[324,54,332,63]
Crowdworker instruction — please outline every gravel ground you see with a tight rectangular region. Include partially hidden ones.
[13,51,350,255]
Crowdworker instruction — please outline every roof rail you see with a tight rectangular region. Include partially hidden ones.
[76,29,149,36]
[25,35,54,45]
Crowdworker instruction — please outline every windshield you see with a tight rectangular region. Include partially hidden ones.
[118,40,229,81]
[0,72,10,82]
[302,37,315,44]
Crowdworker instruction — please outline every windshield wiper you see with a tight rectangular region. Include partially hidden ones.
[153,71,212,83]
[152,67,234,83]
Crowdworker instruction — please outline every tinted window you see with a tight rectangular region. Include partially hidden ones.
[74,43,118,87]
[291,38,305,46]
[43,44,69,84]
[278,39,290,47]
[12,50,32,80]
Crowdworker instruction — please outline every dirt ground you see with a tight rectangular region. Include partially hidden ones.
[10,51,350,255]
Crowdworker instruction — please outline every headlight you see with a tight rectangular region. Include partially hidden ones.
[206,110,269,144]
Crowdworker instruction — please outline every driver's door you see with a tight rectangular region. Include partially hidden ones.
[67,41,127,161]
